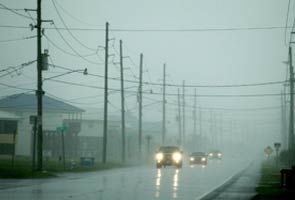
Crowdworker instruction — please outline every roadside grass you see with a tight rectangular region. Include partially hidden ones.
[0,156,129,179]
[252,160,294,199]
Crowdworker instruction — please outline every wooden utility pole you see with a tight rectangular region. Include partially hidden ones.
[281,91,287,149]
[193,88,197,137]
[182,81,186,145]
[193,88,197,151]
[162,64,166,144]
[119,40,126,163]
[289,46,295,150]
[199,110,202,136]
[138,54,143,158]
[177,88,182,146]
[102,22,109,163]
[36,0,43,171]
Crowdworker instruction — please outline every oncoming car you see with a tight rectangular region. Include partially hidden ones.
[208,150,222,160]
[155,146,183,168]
[189,152,207,165]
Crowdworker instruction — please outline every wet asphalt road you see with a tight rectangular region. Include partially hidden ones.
[0,157,251,200]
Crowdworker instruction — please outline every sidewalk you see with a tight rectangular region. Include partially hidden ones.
[200,162,261,200]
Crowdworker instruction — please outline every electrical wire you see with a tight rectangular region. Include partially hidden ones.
[0,60,37,78]
[43,26,291,32]
[0,82,34,91]
[51,0,97,51]
[51,22,103,65]
[52,0,103,27]
[49,62,286,88]
[0,35,36,43]
[44,34,97,57]
[0,3,35,20]
[46,78,288,98]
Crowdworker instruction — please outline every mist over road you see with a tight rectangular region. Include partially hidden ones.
[0,157,253,200]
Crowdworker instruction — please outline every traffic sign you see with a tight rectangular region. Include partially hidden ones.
[56,126,68,132]
[264,146,273,156]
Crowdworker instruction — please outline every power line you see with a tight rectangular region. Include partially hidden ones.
[52,0,103,28]
[0,35,36,43]
[46,78,288,98]
[0,3,35,20]
[51,22,103,65]
[49,62,286,88]
[0,24,291,32]
[0,82,34,91]
[42,26,293,32]
[51,0,97,51]
[0,60,37,78]
[44,34,97,57]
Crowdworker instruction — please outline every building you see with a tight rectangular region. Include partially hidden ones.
[0,93,84,158]
[0,111,20,158]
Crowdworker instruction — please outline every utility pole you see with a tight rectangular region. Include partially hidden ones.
[199,110,203,150]
[193,88,197,138]
[289,46,295,151]
[138,53,143,158]
[193,88,197,151]
[102,22,109,163]
[281,91,287,149]
[177,88,182,146]
[36,0,43,171]
[199,110,202,136]
[119,40,126,163]
[182,81,186,145]
[162,64,166,145]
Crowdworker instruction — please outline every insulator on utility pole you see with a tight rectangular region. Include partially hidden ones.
[41,49,49,71]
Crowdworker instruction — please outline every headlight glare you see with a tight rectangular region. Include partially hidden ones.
[190,157,194,161]
[201,157,206,161]
[156,152,163,160]
[172,152,182,161]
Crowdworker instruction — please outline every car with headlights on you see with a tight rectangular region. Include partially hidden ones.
[155,146,183,168]
[208,150,222,160]
[189,152,207,165]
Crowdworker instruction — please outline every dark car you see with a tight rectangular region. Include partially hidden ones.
[208,150,222,160]
[155,146,183,168]
[189,152,207,165]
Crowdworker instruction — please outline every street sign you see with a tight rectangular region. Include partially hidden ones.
[56,126,68,132]
[264,146,273,156]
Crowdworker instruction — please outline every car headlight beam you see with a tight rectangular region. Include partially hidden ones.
[172,152,182,162]
[156,152,164,160]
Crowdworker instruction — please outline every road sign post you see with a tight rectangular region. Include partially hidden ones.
[264,146,273,160]
[274,142,281,167]
[56,126,68,170]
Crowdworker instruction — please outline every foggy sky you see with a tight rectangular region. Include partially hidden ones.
[0,0,292,150]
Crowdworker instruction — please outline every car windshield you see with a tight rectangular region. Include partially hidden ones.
[192,152,205,156]
[159,146,180,153]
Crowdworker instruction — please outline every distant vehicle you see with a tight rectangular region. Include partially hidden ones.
[189,152,207,165]
[155,146,183,168]
[208,150,222,160]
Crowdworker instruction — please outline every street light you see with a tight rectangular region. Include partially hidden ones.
[43,68,88,82]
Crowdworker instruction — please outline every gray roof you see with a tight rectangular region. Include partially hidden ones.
[0,93,84,113]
